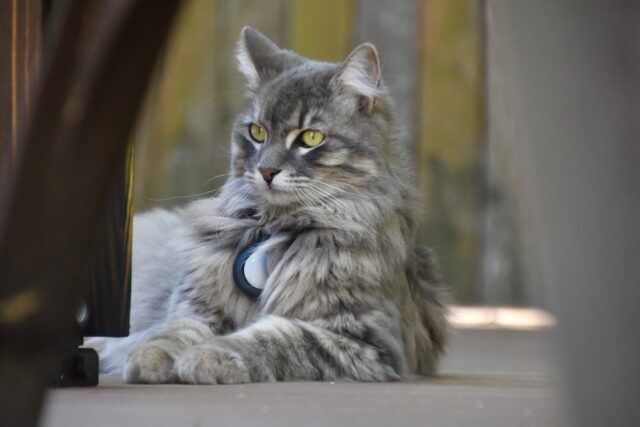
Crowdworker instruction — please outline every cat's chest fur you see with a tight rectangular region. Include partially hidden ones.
[183,214,301,326]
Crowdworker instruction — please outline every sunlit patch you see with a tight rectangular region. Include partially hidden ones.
[448,306,556,330]
[0,290,41,324]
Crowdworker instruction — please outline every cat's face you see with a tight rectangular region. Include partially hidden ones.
[230,28,391,207]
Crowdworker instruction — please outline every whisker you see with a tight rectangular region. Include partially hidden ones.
[145,188,220,202]
[200,172,233,187]
[306,178,393,199]
[304,185,360,219]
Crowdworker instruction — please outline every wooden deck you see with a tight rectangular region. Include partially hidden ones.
[41,329,566,427]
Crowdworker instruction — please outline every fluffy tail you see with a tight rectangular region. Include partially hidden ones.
[404,246,450,376]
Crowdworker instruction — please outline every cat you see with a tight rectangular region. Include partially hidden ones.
[90,27,449,384]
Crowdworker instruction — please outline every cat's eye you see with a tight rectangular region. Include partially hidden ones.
[299,129,325,147]
[249,123,267,143]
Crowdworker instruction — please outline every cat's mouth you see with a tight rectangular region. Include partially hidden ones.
[252,181,297,206]
[248,170,318,207]
[262,189,298,207]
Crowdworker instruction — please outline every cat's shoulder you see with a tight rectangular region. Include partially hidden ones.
[134,207,186,236]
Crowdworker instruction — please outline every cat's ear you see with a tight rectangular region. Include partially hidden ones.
[236,27,288,89]
[332,43,382,113]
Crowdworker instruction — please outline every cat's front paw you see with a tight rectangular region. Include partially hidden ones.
[124,342,176,384]
[175,344,251,384]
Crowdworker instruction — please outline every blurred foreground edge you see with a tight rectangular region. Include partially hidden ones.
[0,0,181,426]
[488,2,640,426]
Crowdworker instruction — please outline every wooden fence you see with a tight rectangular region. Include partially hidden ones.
[0,0,524,305]
[133,0,523,305]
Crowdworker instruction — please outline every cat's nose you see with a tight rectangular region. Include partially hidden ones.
[258,167,281,184]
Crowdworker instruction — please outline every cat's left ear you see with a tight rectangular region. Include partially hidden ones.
[331,43,382,113]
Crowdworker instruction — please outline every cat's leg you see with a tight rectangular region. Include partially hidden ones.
[123,317,215,383]
[86,331,153,375]
[174,314,406,384]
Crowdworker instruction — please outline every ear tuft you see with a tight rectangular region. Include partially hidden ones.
[236,27,283,88]
[333,43,382,109]
[236,27,260,86]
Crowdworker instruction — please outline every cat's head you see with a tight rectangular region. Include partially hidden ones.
[230,27,396,208]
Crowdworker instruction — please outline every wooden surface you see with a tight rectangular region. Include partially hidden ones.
[0,0,41,171]
[42,329,565,427]
[291,0,353,62]
[355,0,419,154]
[417,0,486,303]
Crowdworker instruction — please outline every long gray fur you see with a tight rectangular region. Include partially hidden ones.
[89,27,449,384]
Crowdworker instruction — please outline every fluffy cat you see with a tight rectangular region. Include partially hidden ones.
[90,27,448,384]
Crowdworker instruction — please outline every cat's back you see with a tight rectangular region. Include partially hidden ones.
[130,208,191,332]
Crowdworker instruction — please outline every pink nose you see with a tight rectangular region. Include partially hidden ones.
[258,167,281,184]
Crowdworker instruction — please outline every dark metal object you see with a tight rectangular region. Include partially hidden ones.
[58,141,134,386]
[0,0,181,425]
[84,142,134,338]
[53,346,99,387]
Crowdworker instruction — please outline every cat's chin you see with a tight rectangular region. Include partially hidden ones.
[260,188,298,207]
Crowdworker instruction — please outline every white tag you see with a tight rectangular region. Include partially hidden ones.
[243,250,269,290]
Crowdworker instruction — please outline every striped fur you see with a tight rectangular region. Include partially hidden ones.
[90,27,448,384]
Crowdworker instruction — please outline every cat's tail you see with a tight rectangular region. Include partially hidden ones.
[408,246,450,376]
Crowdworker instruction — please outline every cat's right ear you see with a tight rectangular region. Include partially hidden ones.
[236,27,285,89]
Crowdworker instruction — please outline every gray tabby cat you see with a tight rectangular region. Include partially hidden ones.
[91,27,448,384]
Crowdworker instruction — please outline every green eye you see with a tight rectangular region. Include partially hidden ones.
[249,123,266,143]
[300,129,325,147]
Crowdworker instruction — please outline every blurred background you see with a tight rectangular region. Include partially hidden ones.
[134,0,524,306]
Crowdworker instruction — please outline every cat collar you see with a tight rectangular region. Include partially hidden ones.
[233,234,270,298]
